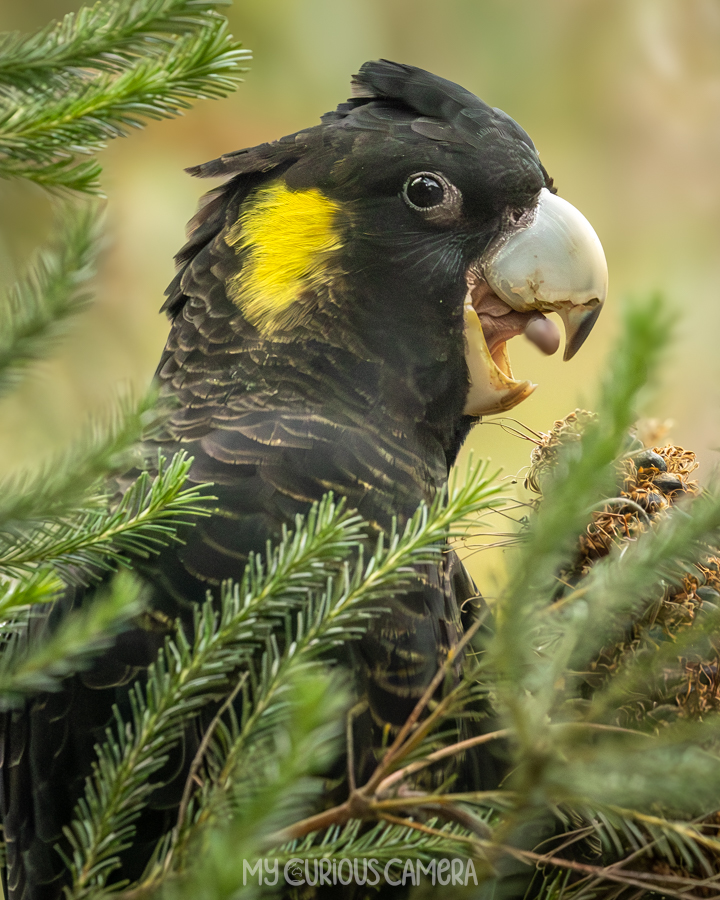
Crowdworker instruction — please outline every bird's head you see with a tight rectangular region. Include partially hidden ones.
[170,60,607,452]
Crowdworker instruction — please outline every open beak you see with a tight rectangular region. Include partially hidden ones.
[463,187,608,416]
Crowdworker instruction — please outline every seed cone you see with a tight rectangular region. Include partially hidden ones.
[526,410,719,724]
[526,411,720,883]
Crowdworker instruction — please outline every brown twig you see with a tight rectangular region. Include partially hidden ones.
[345,700,367,793]
[267,621,488,844]
[370,814,720,900]
[499,844,720,900]
[174,674,247,841]
[371,790,508,812]
[376,811,482,847]
[376,728,510,795]
[363,615,485,795]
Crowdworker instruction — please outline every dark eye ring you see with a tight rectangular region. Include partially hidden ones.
[402,171,462,224]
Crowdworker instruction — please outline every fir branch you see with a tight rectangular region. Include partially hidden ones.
[0,570,144,708]
[65,461,504,897]
[0,451,212,578]
[158,670,349,900]
[492,295,674,692]
[185,459,504,836]
[274,816,481,864]
[584,805,719,875]
[544,732,720,816]
[0,1,236,80]
[0,567,64,618]
[488,295,674,790]
[164,818,480,900]
[63,497,366,898]
[494,841,720,900]
[0,16,249,193]
[0,201,102,397]
[0,389,160,525]
[0,156,101,194]
[257,620,490,856]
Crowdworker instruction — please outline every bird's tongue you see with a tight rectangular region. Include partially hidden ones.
[470,280,560,357]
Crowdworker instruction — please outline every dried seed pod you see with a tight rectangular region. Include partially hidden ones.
[526,410,713,731]
[525,409,598,493]
[652,472,685,495]
[633,449,667,473]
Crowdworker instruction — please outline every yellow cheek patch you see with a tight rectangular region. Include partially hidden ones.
[225,181,343,333]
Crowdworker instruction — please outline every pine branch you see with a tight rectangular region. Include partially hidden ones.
[541,717,720,816]
[0,1,236,80]
[64,461,504,897]
[63,496,366,898]
[0,157,102,194]
[494,841,720,900]
[162,818,480,900]
[488,296,674,790]
[0,390,160,526]
[492,295,674,695]
[0,201,102,397]
[157,670,350,900]
[0,567,64,619]
[181,458,503,837]
[0,12,249,192]
[0,451,212,579]
[583,805,719,875]
[0,569,144,708]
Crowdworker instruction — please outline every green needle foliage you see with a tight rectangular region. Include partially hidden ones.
[0,0,240,78]
[0,570,145,709]
[92,296,720,900]
[0,390,162,524]
[0,0,249,193]
[62,466,504,898]
[0,2,250,891]
[0,202,101,397]
[0,450,212,579]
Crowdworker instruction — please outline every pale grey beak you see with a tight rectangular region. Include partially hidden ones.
[462,188,608,417]
[483,188,608,360]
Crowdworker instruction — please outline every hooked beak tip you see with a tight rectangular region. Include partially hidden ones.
[561,303,603,361]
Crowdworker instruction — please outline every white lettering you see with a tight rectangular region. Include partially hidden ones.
[452,858,464,885]
[417,859,436,884]
[466,859,478,885]
[242,859,262,886]
[402,858,416,885]
[263,859,278,885]
[319,859,332,886]
[305,859,318,886]
[385,859,402,886]
[367,859,381,886]
[284,859,304,886]
[337,859,353,885]
[437,858,451,885]
[353,858,368,885]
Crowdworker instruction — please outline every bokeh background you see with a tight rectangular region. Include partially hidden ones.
[1,0,719,591]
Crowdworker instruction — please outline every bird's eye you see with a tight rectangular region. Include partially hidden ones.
[405,174,445,209]
[402,172,462,224]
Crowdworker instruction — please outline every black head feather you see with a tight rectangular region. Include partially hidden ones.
[188,60,543,190]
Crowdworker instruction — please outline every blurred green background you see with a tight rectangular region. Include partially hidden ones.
[1,0,719,590]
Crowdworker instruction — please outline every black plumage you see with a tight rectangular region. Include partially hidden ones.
[1,60,556,899]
